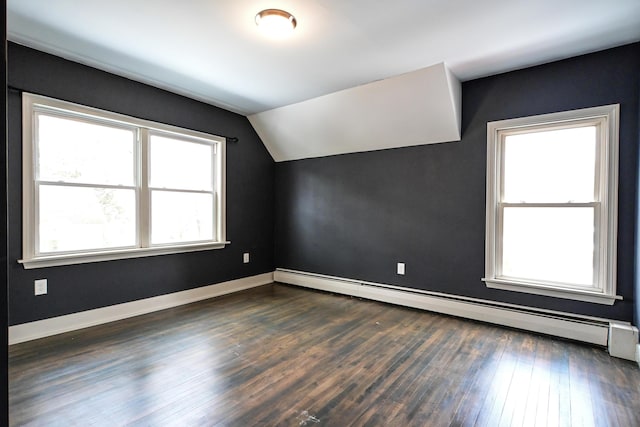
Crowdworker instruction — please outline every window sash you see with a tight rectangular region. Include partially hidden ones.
[495,120,602,289]
[149,189,216,246]
[148,130,216,192]
[35,111,138,187]
[499,124,600,204]
[21,93,228,269]
[495,203,600,291]
[35,183,139,255]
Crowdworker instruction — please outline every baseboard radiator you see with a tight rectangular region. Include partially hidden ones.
[275,269,639,362]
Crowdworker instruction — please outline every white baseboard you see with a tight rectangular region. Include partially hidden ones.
[275,269,615,349]
[9,272,274,345]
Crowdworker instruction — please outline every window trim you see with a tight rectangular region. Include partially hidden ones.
[20,93,229,269]
[483,105,620,305]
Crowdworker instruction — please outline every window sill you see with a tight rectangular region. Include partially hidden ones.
[18,241,231,269]
[482,278,621,305]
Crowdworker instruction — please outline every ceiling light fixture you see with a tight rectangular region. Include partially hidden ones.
[255,9,297,38]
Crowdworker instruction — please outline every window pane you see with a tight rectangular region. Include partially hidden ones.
[149,134,213,191]
[151,191,213,244]
[37,114,135,186]
[501,207,594,286]
[39,185,136,253]
[503,126,596,202]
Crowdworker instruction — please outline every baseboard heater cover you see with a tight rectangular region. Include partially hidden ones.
[274,269,635,358]
[10,269,637,362]
[9,272,274,345]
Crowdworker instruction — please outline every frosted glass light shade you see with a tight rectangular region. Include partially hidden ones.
[255,9,297,38]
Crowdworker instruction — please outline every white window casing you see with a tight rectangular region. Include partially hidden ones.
[20,93,229,269]
[483,105,620,305]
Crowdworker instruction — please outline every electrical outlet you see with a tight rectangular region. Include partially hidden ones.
[243,252,250,263]
[397,263,405,275]
[34,279,47,296]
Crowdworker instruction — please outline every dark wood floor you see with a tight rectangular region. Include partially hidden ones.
[9,284,640,426]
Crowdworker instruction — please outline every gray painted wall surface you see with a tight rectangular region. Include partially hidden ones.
[8,43,275,325]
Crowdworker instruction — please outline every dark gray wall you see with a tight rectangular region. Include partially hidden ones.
[275,43,640,322]
[8,43,275,325]
[637,73,640,328]
[1,0,8,421]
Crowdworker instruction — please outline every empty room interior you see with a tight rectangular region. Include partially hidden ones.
[3,0,640,425]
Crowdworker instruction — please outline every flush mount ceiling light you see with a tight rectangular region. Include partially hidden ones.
[255,9,297,38]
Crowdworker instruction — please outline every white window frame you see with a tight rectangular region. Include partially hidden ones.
[20,93,229,269]
[483,105,620,305]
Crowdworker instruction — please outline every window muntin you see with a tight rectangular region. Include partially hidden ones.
[21,93,227,269]
[484,105,619,305]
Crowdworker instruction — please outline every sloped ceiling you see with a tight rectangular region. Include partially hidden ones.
[249,63,461,161]
[7,0,640,159]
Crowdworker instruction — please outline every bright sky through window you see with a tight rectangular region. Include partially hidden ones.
[501,126,597,286]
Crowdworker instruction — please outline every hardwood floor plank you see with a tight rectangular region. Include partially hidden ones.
[9,284,640,426]
[534,351,551,427]
[474,337,518,426]
[448,324,506,426]
[499,340,535,427]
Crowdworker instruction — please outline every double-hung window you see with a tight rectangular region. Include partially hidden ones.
[21,93,227,269]
[483,105,619,305]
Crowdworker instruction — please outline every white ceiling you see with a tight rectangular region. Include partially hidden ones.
[8,0,640,116]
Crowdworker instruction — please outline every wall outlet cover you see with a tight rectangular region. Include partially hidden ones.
[35,279,47,296]
[397,263,405,275]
